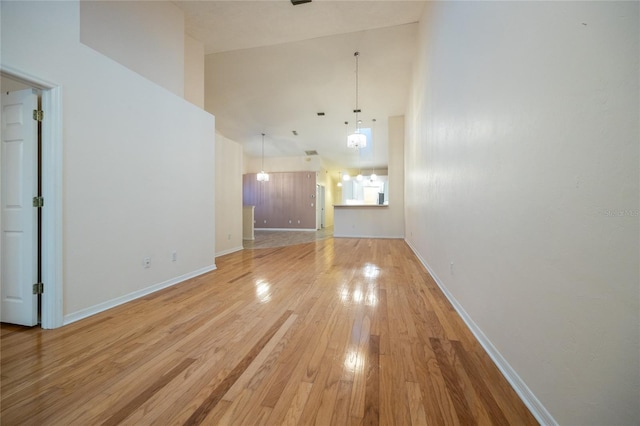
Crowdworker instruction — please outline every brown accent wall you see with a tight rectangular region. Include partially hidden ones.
[243,172,317,229]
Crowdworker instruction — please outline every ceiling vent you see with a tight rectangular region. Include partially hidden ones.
[291,0,311,5]
[317,112,325,116]
[305,150,318,156]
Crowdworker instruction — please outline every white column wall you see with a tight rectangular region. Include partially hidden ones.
[405,2,639,425]
[2,1,216,321]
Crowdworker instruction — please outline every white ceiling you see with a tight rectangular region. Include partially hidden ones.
[175,0,425,171]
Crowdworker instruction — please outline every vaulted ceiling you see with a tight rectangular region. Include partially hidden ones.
[176,0,425,171]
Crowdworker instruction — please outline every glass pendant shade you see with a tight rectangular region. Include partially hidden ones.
[347,132,367,149]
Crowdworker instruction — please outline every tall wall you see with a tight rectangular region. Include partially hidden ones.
[215,132,243,256]
[405,2,639,425]
[79,1,185,98]
[184,34,205,108]
[1,1,215,321]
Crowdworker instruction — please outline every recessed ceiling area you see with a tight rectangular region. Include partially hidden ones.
[176,1,425,171]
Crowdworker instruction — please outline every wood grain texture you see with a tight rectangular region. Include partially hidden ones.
[1,238,538,425]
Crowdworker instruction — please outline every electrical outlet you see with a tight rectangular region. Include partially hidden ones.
[227,234,231,240]
[171,251,177,262]
[143,257,151,268]
[450,261,454,275]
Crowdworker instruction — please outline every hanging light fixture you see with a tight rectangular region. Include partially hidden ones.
[337,172,343,187]
[347,51,366,149]
[257,133,269,182]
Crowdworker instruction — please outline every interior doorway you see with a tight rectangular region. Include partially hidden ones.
[1,68,63,329]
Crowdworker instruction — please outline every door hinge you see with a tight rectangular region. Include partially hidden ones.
[33,109,44,122]
[33,196,44,208]
[33,282,44,295]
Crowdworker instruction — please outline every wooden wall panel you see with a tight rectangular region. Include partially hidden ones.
[242,172,317,229]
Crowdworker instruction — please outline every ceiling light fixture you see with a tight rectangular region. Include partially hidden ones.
[347,51,366,149]
[257,133,269,182]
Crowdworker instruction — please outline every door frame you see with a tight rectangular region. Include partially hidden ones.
[1,65,63,329]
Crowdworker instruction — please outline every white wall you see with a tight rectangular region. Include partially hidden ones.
[215,132,243,256]
[2,1,215,320]
[184,34,205,108]
[80,1,185,98]
[405,2,639,425]
[334,115,404,238]
[243,154,322,174]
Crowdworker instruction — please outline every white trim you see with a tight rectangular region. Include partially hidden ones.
[1,65,64,329]
[404,239,557,426]
[254,228,316,232]
[1,64,58,90]
[63,264,217,326]
[215,246,244,257]
[40,86,63,329]
[333,234,404,239]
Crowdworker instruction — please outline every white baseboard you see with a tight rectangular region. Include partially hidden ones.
[215,246,244,257]
[333,234,404,239]
[254,228,317,232]
[404,239,557,426]
[63,264,217,326]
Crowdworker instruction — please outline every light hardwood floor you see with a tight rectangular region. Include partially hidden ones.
[1,238,538,425]
[243,227,334,249]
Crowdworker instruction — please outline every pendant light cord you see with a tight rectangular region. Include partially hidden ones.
[261,133,265,171]
[354,51,360,133]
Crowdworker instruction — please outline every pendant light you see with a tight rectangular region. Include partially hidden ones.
[347,52,366,149]
[257,133,269,182]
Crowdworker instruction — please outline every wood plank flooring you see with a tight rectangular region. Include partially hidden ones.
[1,238,538,425]
[243,227,334,249]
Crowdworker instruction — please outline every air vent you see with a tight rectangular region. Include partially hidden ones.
[305,150,318,156]
[292,130,298,136]
[291,0,311,5]
[317,112,325,116]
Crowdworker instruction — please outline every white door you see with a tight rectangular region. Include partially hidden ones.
[316,185,321,230]
[315,185,325,230]
[1,89,38,326]
[319,185,325,228]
